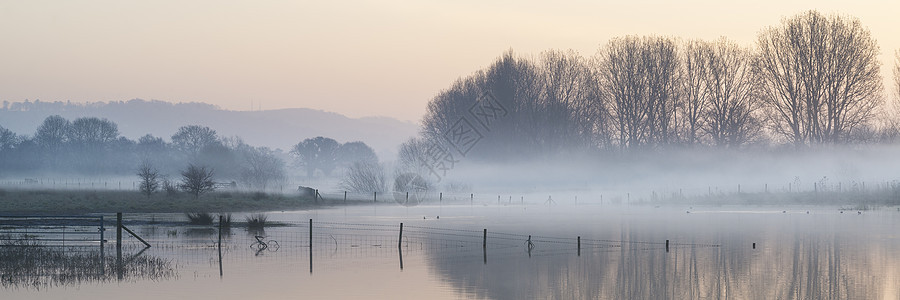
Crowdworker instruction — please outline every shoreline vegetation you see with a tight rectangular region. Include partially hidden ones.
[0,187,897,214]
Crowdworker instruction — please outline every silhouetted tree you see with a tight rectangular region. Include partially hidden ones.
[179,164,215,198]
[339,161,387,193]
[597,36,679,150]
[171,125,219,157]
[0,125,17,153]
[337,141,378,166]
[68,117,119,147]
[237,145,285,190]
[137,161,160,198]
[137,134,167,160]
[678,40,710,146]
[33,115,69,151]
[700,38,761,147]
[290,136,340,177]
[396,137,431,175]
[754,10,882,145]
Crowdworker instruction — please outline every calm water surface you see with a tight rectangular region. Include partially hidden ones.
[2,204,898,299]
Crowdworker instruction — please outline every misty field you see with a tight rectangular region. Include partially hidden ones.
[0,189,322,213]
[1,184,898,214]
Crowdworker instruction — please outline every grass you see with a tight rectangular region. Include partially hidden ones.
[0,189,322,214]
[0,236,175,289]
[185,212,215,225]
[219,213,232,227]
[245,213,268,229]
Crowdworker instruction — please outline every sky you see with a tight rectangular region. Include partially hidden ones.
[1,0,898,122]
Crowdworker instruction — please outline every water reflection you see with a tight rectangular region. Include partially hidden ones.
[422,218,899,299]
[0,238,176,290]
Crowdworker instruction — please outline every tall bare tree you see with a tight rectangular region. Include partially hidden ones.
[539,49,604,150]
[678,40,710,146]
[701,38,761,147]
[597,36,679,150]
[754,11,882,145]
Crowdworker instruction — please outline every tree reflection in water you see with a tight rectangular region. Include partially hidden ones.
[0,238,176,290]
[423,227,897,299]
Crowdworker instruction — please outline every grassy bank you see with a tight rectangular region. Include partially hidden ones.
[0,189,339,214]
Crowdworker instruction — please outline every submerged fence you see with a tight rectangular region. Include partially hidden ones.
[0,215,106,247]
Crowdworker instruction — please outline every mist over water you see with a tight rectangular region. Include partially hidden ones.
[2,205,897,299]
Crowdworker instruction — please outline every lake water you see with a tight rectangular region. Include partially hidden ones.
[2,203,898,299]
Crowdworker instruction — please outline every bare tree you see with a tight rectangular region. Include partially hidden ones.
[180,164,215,199]
[339,161,387,193]
[396,137,431,175]
[597,36,679,150]
[171,125,219,157]
[678,40,710,146]
[238,146,285,190]
[538,49,604,150]
[137,161,160,198]
[33,115,70,151]
[701,38,761,147]
[68,117,119,147]
[754,11,882,145]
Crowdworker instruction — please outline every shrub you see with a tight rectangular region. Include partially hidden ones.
[185,212,215,225]
[245,213,268,229]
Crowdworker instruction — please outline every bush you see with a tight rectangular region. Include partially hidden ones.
[218,213,232,227]
[245,213,268,229]
[185,212,215,225]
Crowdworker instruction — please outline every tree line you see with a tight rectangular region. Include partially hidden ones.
[0,115,380,193]
[419,11,900,162]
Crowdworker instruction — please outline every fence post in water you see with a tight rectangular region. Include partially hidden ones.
[752,242,756,249]
[440,192,442,203]
[665,239,669,252]
[374,191,377,202]
[344,191,347,203]
[471,193,473,205]
[116,212,123,279]
[577,236,581,256]
[483,229,487,249]
[398,223,403,248]
[309,219,313,274]
[116,213,122,251]
[218,215,223,277]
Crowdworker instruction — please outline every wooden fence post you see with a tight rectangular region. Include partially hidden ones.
[398,223,403,248]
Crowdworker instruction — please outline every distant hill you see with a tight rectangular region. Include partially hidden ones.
[0,99,420,160]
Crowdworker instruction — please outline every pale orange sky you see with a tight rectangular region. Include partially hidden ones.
[1,0,897,122]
